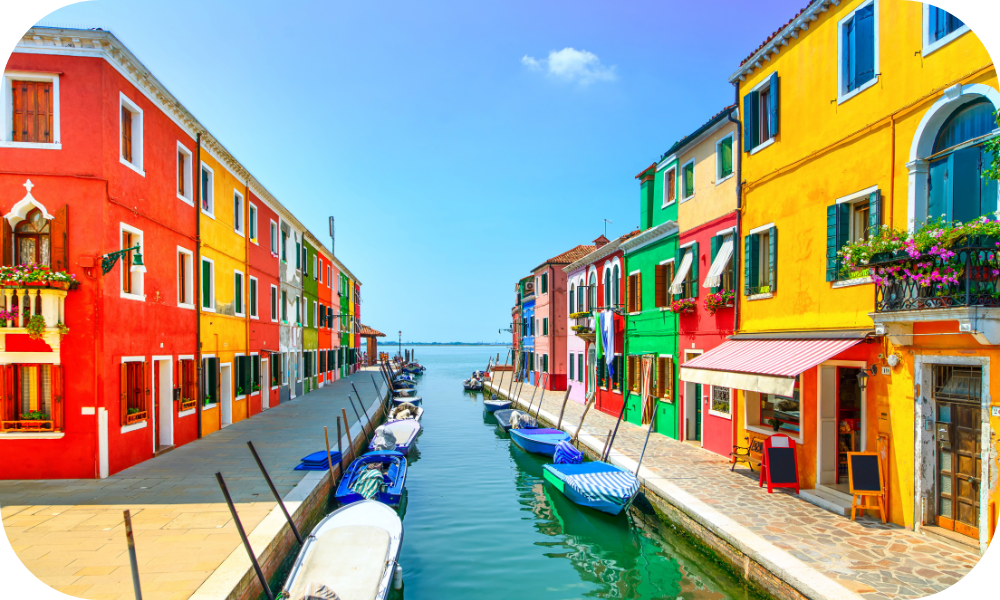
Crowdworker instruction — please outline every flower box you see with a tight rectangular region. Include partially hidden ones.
[2,419,54,431]
[125,410,147,425]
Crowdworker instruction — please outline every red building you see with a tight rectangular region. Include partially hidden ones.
[317,252,332,385]
[0,30,200,478]
[247,189,281,414]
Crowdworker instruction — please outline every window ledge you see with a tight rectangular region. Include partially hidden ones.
[715,173,735,186]
[178,408,196,418]
[747,292,774,301]
[121,420,147,434]
[746,424,801,444]
[707,409,732,420]
[0,431,65,440]
[661,200,676,209]
[749,137,775,155]
[178,302,195,311]
[923,26,970,57]
[0,141,61,150]
[837,75,879,105]
[203,403,218,411]
[201,209,215,220]
[177,193,194,206]
[203,306,216,313]
[119,156,145,176]
[121,291,146,302]
[832,276,873,289]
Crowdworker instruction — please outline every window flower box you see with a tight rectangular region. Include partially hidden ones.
[570,325,592,333]
[569,311,590,319]
[180,398,197,411]
[669,298,697,314]
[125,409,147,425]
[705,290,735,315]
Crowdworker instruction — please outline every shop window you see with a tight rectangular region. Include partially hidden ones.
[747,378,800,436]
[0,364,63,432]
[710,387,731,416]
[120,360,148,426]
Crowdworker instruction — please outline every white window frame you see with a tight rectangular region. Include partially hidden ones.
[707,385,732,419]
[176,142,194,205]
[200,163,215,219]
[1,71,61,149]
[837,0,880,105]
[118,92,144,175]
[748,76,777,155]
[270,284,279,322]
[249,275,259,319]
[327,265,332,287]
[235,352,247,400]
[680,158,696,202]
[248,202,258,245]
[715,133,735,184]
[201,257,216,312]
[313,255,318,280]
[177,246,194,309]
[661,165,677,208]
[234,270,246,317]
[270,220,278,256]
[233,189,245,237]
[120,356,149,433]
[922,3,970,57]
[119,223,145,302]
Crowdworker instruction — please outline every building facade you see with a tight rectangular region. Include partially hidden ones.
[531,245,594,391]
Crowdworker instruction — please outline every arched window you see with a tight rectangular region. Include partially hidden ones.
[604,269,611,308]
[612,264,620,306]
[589,273,597,310]
[569,284,574,312]
[14,208,50,266]
[928,99,999,223]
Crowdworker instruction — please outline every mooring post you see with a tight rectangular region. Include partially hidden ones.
[347,394,370,441]
[601,429,613,461]
[247,441,303,545]
[556,386,572,430]
[216,472,275,600]
[123,510,142,600]
[324,425,334,474]
[342,407,353,460]
[572,397,594,443]
[336,416,345,473]
[351,383,374,428]
[635,408,657,476]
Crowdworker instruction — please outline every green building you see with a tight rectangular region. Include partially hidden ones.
[620,161,680,437]
[303,238,319,392]
[339,272,351,378]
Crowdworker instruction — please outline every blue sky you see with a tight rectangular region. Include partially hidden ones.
[36,0,806,342]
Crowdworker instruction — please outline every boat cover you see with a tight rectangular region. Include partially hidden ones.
[554,441,583,465]
[524,428,566,436]
[371,428,397,452]
[287,525,389,600]
[352,468,384,501]
[564,466,640,508]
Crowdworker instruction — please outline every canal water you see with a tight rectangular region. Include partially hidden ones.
[380,346,765,600]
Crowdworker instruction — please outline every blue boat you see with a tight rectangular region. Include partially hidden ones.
[483,398,511,413]
[508,428,571,456]
[335,451,407,507]
[368,420,421,456]
[391,396,422,407]
[542,462,640,516]
[394,380,417,389]
[494,409,536,433]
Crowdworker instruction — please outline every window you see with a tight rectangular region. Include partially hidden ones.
[313,256,318,280]
[827,189,881,281]
[588,272,598,310]
[318,260,323,284]
[120,225,144,300]
[201,357,219,405]
[744,72,779,152]
[327,265,332,287]
[839,0,877,102]
[119,94,143,173]
[655,356,674,401]
[626,272,642,312]
[705,234,736,293]
[120,360,148,426]
[270,285,278,322]
[604,269,611,308]
[235,355,247,398]
[612,264,620,307]
[177,248,194,307]
[4,74,59,146]
[654,261,675,308]
[234,271,245,316]
[744,226,777,296]
[926,99,999,226]
[542,318,548,336]
[14,208,50,266]
[201,164,215,217]
[611,355,623,392]
[295,239,301,270]
[716,134,734,181]
[681,159,695,200]
[270,221,278,255]
[234,190,244,235]
[0,364,63,431]
[748,379,801,436]
[669,244,698,299]
[569,353,575,380]
[201,258,215,311]
[578,353,584,382]
[302,247,308,274]
[663,167,676,206]
[710,387,731,417]
[271,354,282,387]
[296,296,301,325]
[249,203,257,244]
[923,4,968,55]
[179,359,197,410]
[177,143,193,204]
[249,276,258,318]
[281,290,288,322]
[542,354,548,373]
[540,273,548,294]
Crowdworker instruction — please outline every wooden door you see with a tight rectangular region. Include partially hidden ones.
[936,401,981,538]
[152,366,160,451]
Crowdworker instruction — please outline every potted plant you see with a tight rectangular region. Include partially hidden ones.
[56,322,69,336]
[705,290,735,315]
[252,383,260,392]
[204,396,213,406]
[25,315,46,340]
[769,417,781,432]
[236,387,244,396]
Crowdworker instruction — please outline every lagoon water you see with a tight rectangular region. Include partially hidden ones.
[379,346,763,599]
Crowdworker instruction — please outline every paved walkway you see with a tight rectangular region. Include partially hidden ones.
[0,368,386,600]
[486,372,981,600]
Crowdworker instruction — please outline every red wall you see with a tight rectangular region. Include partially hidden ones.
[248,191,280,415]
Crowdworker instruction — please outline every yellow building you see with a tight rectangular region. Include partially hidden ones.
[681,0,997,552]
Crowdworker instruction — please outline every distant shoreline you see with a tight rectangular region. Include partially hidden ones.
[376,342,509,347]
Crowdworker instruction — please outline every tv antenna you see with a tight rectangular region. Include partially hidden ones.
[604,219,613,237]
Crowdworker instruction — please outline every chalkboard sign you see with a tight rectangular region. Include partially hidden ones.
[759,434,800,494]
[848,452,883,494]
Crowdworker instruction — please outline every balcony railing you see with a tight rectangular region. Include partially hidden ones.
[873,242,1000,313]
[0,287,68,335]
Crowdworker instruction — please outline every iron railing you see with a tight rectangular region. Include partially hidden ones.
[874,242,1000,313]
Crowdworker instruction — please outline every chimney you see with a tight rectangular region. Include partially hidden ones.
[593,235,610,249]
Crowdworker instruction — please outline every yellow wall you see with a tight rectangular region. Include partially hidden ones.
[736,0,998,538]
[677,119,740,231]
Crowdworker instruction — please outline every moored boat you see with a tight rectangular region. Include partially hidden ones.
[391,396,422,407]
[542,462,640,516]
[279,500,402,600]
[388,402,423,422]
[392,387,419,397]
[335,451,407,507]
[369,420,421,456]
[509,428,571,456]
[463,377,483,391]
[494,409,537,433]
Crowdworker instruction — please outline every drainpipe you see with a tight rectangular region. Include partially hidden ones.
[727,87,743,451]
[195,132,203,439]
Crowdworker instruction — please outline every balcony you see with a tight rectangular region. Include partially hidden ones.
[570,312,595,341]
[870,240,1000,345]
[0,286,69,352]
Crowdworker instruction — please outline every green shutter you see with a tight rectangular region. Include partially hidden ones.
[709,235,719,294]
[719,137,733,177]
[690,242,699,298]
[868,189,882,233]
[768,72,779,137]
[730,233,738,291]
[743,92,753,152]
[202,261,211,307]
[826,205,838,282]
[768,227,778,293]
[743,235,752,295]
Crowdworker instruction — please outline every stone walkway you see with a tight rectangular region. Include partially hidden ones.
[0,368,386,600]
[486,372,981,600]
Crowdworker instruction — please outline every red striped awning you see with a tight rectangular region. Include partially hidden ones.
[680,338,863,396]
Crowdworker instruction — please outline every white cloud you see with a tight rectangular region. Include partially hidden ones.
[521,47,616,85]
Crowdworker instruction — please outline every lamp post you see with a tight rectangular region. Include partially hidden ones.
[398,331,402,362]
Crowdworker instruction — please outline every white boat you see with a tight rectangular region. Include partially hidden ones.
[388,403,423,422]
[368,419,421,456]
[280,500,403,600]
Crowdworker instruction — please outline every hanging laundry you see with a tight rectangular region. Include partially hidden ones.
[603,310,615,376]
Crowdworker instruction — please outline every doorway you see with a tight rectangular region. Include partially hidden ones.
[818,364,865,493]
[261,357,269,411]
[932,365,982,539]
[221,363,233,426]
[684,382,702,442]
[154,359,173,451]
[587,348,596,399]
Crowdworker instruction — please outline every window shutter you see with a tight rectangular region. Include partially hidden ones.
[121,107,132,162]
[709,235,720,293]
[143,361,151,416]
[743,235,752,295]
[626,273,632,312]
[11,81,25,141]
[825,205,838,282]
[742,92,753,152]
[855,6,875,86]
[120,363,128,426]
[654,264,666,307]
[689,242,699,298]
[665,356,674,401]
[216,358,222,405]
[2,218,12,267]
[51,205,68,271]
[635,273,642,311]
[750,234,761,294]
[868,189,882,233]
[39,83,53,143]
[768,72,779,137]
[768,227,778,292]
[52,364,63,430]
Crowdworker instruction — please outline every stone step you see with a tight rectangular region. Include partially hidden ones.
[800,487,853,517]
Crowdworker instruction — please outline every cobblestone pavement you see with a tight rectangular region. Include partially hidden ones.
[0,369,386,600]
[487,372,982,600]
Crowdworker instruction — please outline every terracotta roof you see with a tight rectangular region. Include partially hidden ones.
[739,2,812,67]
[634,163,657,180]
[660,105,737,162]
[533,244,597,273]
[357,324,385,337]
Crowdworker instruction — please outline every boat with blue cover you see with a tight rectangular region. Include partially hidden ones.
[391,395,421,407]
[494,409,536,433]
[368,420,421,456]
[335,451,407,507]
[508,428,571,456]
[483,397,511,412]
[542,462,640,516]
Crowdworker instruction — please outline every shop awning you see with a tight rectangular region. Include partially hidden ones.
[679,338,863,396]
[668,249,693,295]
[703,236,733,289]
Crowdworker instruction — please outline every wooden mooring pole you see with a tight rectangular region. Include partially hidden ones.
[342,408,353,461]
[215,472,275,600]
[572,397,594,443]
[123,510,142,600]
[247,441,303,545]
[556,386,572,430]
[336,416,345,473]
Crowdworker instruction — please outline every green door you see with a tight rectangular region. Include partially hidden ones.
[694,384,702,442]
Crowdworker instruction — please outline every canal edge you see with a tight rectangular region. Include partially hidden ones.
[485,380,864,600]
